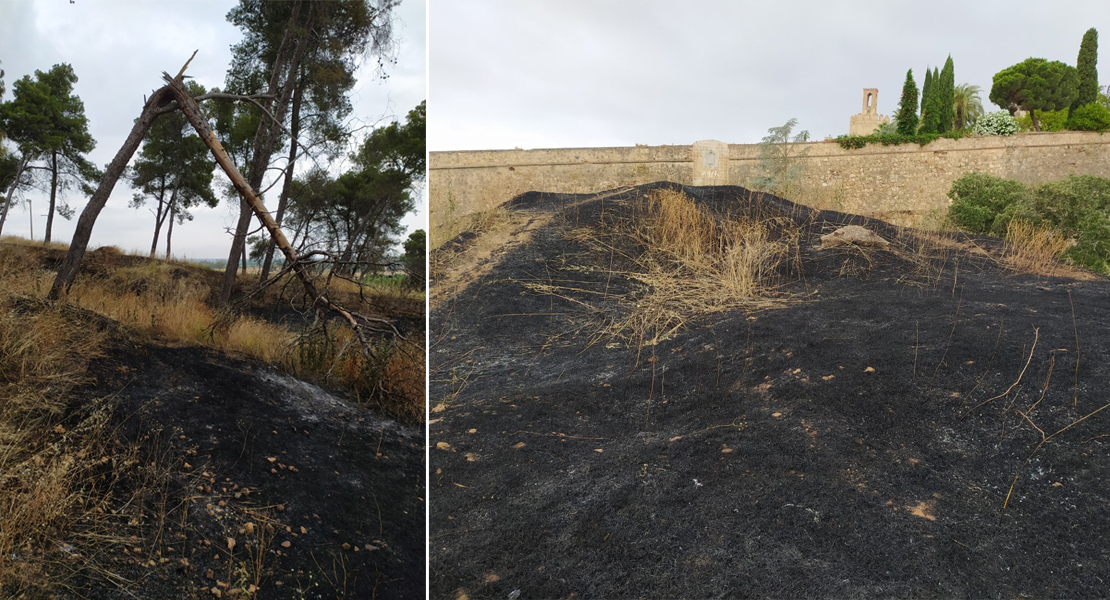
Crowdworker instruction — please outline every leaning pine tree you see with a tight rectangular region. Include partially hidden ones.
[1071,27,1099,116]
[894,69,919,135]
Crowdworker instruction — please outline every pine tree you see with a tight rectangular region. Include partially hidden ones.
[0,63,98,243]
[1072,28,1099,116]
[894,69,919,135]
[938,56,955,132]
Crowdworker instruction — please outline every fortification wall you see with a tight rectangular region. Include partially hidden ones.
[430,131,1110,244]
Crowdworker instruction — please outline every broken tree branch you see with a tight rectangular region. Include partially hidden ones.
[162,70,398,357]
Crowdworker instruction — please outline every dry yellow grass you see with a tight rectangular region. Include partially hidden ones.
[432,204,516,250]
[528,189,795,351]
[0,236,426,593]
[222,316,294,363]
[609,189,792,345]
[0,291,114,594]
[1003,219,1072,276]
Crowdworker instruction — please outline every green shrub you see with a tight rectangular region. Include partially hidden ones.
[946,172,1030,235]
[1029,175,1110,273]
[1066,103,1110,132]
[834,130,969,150]
[1016,108,1069,132]
[948,172,1110,274]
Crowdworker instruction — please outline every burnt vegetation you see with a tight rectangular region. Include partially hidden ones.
[0,237,424,599]
[431,183,1110,599]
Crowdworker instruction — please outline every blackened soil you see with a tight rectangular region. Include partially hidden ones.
[69,340,425,599]
[430,183,1110,599]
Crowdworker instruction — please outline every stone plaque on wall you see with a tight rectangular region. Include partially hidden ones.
[692,140,729,186]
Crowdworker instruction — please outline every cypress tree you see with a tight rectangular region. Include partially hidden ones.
[921,67,943,133]
[938,55,955,132]
[895,69,919,135]
[1072,28,1099,116]
[921,67,933,122]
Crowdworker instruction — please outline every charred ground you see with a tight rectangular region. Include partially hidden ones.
[430,183,1110,599]
[0,242,425,599]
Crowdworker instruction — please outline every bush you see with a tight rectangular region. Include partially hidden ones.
[948,173,1110,274]
[834,130,969,150]
[1066,102,1110,132]
[972,111,1019,136]
[1028,175,1110,273]
[1015,108,1069,132]
[946,172,1030,235]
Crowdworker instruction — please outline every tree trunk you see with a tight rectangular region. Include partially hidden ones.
[165,197,176,259]
[154,178,180,257]
[259,73,304,285]
[0,155,30,239]
[149,183,170,257]
[218,0,312,306]
[45,150,58,244]
[1030,109,1041,132]
[49,86,175,300]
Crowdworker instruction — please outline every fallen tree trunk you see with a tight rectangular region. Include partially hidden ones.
[162,71,396,357]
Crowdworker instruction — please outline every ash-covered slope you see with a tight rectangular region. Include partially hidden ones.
[431,182,1110,599]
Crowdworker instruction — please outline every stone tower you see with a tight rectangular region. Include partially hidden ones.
[849,88,890,135]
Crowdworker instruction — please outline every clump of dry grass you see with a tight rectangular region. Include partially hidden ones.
[222,316,294,363]
[609,189,793,345]
[525,189,796,351]
[1003,219,1072,276]
[0,235,70,251]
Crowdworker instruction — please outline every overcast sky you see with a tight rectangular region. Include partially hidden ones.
[0,0,426,260]
[430,0,1109,151]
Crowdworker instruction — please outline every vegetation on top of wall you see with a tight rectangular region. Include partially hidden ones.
[990,58,1079,131]
[1066,102,1110,132]
[834,130,971,150]
[972,111,1020,136]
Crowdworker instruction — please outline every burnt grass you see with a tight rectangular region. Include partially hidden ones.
[430,183,1110,599]
[67,341,425,600]
[14,249,427,600]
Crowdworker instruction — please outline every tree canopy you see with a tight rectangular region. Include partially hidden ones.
[990,58,1078,131]
[216,0,399,304]
[130,80,218,258]
[920,67,942,134]
[402,228,425,288]
[281,100,425,277]
[0,63,99,243]
[953,83,984,130]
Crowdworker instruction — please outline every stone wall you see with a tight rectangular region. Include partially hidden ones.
[430,131,1110,244]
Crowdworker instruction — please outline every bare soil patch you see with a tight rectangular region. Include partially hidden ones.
[430,183,1110,599]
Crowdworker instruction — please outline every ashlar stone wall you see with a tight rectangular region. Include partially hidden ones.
[430,131,1110,244]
